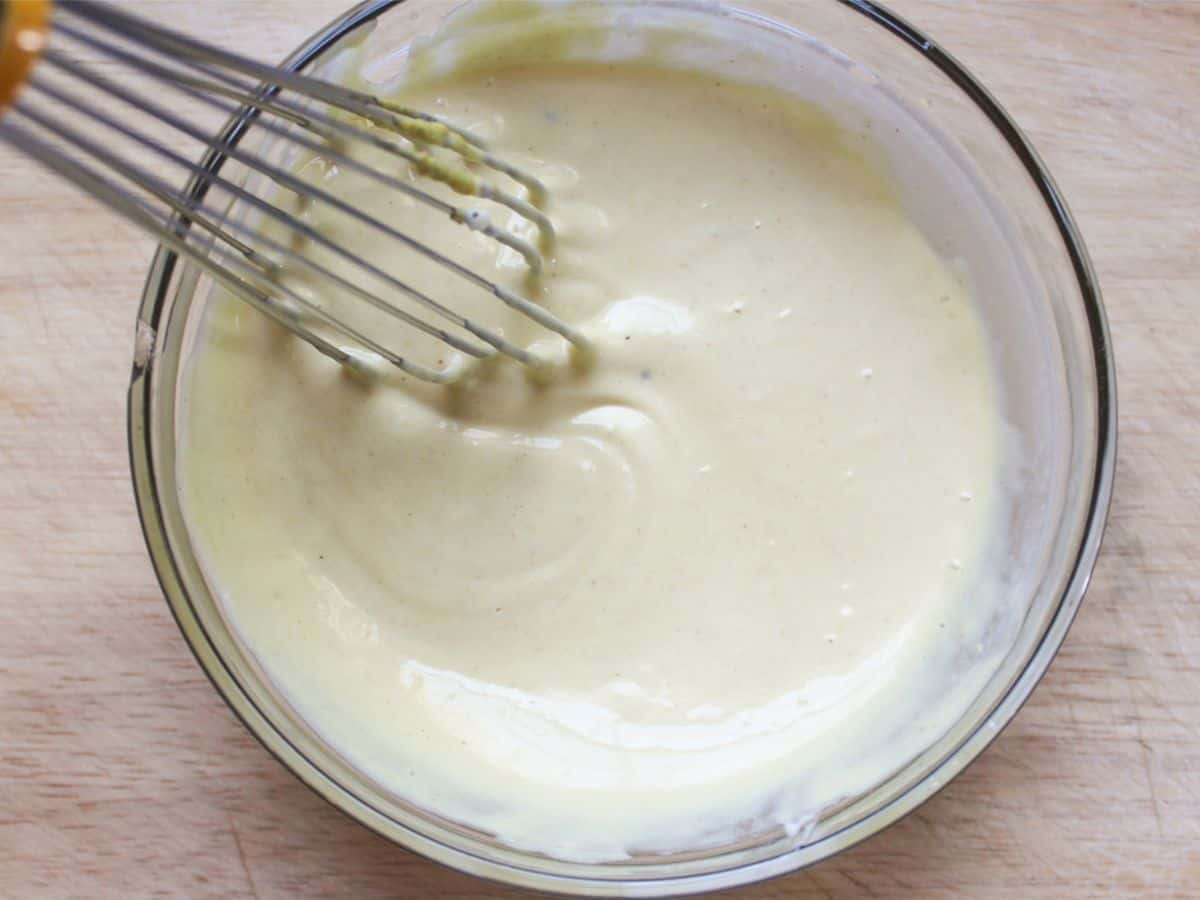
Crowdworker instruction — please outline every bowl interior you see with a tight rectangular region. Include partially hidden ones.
[129,1,1113,895]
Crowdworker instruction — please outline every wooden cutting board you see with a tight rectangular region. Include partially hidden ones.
[1,1,1196,896]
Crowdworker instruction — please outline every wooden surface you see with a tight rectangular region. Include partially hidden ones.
[2,1,1197,896]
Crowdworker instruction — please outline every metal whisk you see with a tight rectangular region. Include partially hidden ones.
[0,0,590,383]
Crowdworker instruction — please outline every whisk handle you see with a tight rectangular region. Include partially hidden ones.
[0,0,49,111]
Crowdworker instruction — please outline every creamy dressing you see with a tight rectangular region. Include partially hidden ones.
[180,12,1011,862]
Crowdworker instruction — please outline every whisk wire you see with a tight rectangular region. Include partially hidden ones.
[50,16,557,260]
[34,43,557,361]
[0,115,469,383]
[17,62,530,363]
[15,84,501,362]
[0,0,592,382]
[37,56,551,351]
[57,0,555,206]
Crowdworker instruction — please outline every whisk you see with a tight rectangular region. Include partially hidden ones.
[0,0,590,383]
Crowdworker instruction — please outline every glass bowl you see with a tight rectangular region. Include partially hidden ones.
[128,0,1116,895]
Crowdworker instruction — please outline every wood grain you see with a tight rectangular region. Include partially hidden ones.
[1,2,1197,897]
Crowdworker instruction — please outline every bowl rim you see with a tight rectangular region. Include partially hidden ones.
[128,0,1117,894]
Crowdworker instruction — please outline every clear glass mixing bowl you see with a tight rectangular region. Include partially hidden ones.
[128,1,1115,895]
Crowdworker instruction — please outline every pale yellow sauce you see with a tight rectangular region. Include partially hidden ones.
[181,19,1008,861]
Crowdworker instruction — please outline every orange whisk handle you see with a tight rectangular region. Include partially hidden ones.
[0,0,50,111]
